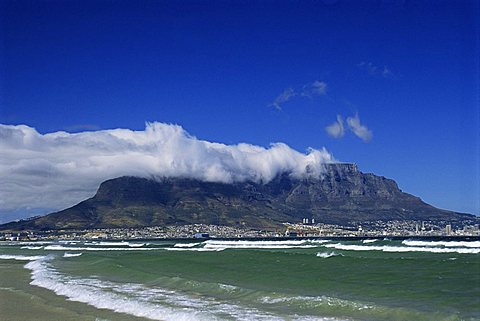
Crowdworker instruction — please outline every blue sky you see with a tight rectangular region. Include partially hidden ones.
[0,0,478,217]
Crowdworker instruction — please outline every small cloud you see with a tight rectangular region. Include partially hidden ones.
[346,113,373,142]
[270,80,327,110]
[325,115,345,138]
[302,80,328,97]
[358,61,377,75]
[381,66,393,78]
[270,88,297,110]
[358,61,393,78]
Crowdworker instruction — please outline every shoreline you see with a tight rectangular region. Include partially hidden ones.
[1,237,478,320]
[2,235,480,243]
[0,260,149,321]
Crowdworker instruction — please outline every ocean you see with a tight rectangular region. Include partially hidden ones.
[0,237,479,321]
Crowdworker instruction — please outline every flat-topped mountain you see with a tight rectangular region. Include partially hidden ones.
[1,164,475,231]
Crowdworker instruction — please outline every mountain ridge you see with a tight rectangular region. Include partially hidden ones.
[1,164,476,231]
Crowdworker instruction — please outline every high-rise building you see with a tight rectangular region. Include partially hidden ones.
[445,224,452,235]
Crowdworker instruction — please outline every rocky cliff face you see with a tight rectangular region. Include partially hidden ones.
[1,164,475,230]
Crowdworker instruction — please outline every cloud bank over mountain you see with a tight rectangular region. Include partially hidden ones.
[0,122,335,215]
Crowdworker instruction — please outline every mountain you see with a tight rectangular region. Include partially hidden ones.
[1,164,475,231]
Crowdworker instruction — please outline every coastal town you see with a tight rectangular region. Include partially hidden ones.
[2,219,479,241]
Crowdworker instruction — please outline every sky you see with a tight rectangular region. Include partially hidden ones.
[0,0,478,222]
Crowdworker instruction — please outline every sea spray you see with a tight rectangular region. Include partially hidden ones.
[316,252,343,258]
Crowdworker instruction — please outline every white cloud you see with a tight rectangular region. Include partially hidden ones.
[358,61,393,78]
[270,88,297,110]
[302,80,328,97]
[325,115,345,138]
[270,80,327,109]
[346,113,373,142]
[0,122,335,215]
[381,66,393,78]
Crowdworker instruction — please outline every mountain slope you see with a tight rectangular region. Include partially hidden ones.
[1,164,475,231]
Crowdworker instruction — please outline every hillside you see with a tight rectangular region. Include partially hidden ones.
[1,164,475,231]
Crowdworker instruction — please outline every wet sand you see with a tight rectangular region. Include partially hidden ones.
[0,261,147,321]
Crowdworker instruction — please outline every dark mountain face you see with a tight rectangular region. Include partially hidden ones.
[1,164,475,231]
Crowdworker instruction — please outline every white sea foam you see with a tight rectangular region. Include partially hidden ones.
[308,240,331,245]
[165,247,225,252]
[59,240,80,244]
[23,256,289,321]
[63,252,83,258]
[0,254,45,261]
[362,239,378,244]
[24,258,211,321]
[5,241,53,246]
[324,243,480,254]
[218,283,239,292]
[260,294,374,313]
[86,241,131,246]
[201,239,327,250]
[204,244,317,250]
[170,240,330,251]
[402,240,480,248]
[44,245,158,251]
[316,252,343,258]
[206,239,325,246]
[21,246,43,250]
[82,241,145,247]
[128,243,145,247]
[174,243,201,248]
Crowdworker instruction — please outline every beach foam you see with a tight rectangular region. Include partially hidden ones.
[24,258,211,321]
[23,256,294,321]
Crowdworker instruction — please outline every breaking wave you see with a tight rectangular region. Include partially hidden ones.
[84,241,146,247]
[402,240,480,248]
[324,243,480,254]
[316,252,343,258]
[201,239,328,250]
[165,247,225,252]
[23,256,319,321]
[0,254,45,261]
[174,243,202,248]
[63,252,83,258]
[44,245,158,251]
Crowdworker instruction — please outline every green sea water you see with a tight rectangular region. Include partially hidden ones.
[0,237,479,320]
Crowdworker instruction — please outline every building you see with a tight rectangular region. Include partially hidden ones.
[193,233,209,239]
[445,224,452,236]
